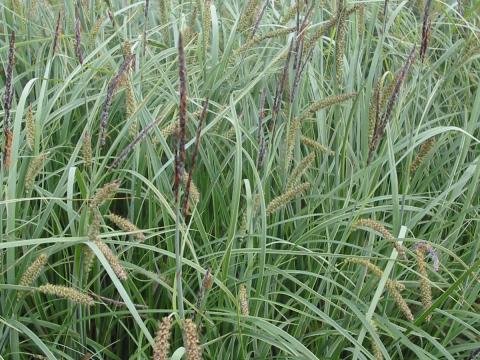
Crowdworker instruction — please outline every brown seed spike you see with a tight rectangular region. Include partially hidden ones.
[99,54,134,146]
[153,317,173,360]
[3,31,15,135]
[183,319,203,360]
[420,0,433,63]
[369,46,416,162]
[3,130,13,169]
[174,32,187,203]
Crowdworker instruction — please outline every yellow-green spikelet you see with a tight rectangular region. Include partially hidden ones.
[93,238,128,280]
[416,245,432,321]
[38,284,94,306]
[25,104,35,151]
[106,213,145,242]
[25,152,47,192]
[18,253,48,298]
[266,182,310,214]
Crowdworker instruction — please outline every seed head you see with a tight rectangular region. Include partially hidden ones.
[354,219,405,258]
[90,180,121,209]
[298,93,357,122]
[26,104,35,151]
[153,317,173,360]
[18,253,48,298]
[106,213,145,241]
[410,138,435,174]
[266,182,310,214]
[300,136,334,155]
[82,131,92,168]
[287,152,315,189]
[93,238,128,281]
[38,284,94,306]
[3,130,13,169]
[239,283,249,316]
[183,319,203,360]
[25,152,47,192]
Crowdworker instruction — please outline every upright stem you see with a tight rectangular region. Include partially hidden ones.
[175,197,185,319]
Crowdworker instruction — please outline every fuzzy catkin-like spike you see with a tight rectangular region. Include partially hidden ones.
[303,17,337,54]
[233,27,296,60]
[99,54,134,146]
[420,0,432,62]
[347,257,384,278]
[26,104,35,151]
[239,283,249,316]
[285,118,300,169]
[18,253,48,298]
[80,353,93,360]
[153,317,173,360]
[369,320,383,360]
[238,0,260,32]
[266,182,310,214]
[183,319,203,360]
[90,16,104,46]
[372,340,383,360]
[300,136,334,155]
[369,47,416,161]
[38,284,94,306]
[287,152,315,189]
[88,208,102,240]
[82,131,92,168]
[368,81,381,145]
[183,173,200,205]
[348,258,414,321]
[125,79,137,136]
[203,0,212,50]
[174,32,187,203]
[3,31,15,134]
[83,246,95,278]
[385,280,414,321]
[354,219,405,257]
[25,152,47,192]
[3,130,13,169]
[298,93,357,122]
[106,213,145,242]
[161,121,178,139]
[416,245,432,321]
[410,138,435,174]
[90,180,120,209]
[93,238,128,280]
